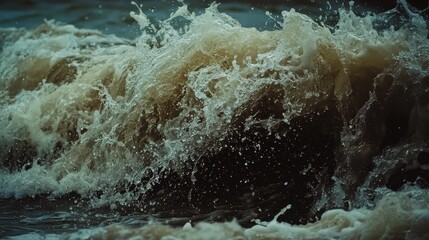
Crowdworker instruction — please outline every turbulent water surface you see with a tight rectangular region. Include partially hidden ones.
[1,0,429,239]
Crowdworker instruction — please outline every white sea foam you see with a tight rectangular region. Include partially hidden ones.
[58,188,429,239]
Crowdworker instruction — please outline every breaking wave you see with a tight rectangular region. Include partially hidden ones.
[1,0,428,238]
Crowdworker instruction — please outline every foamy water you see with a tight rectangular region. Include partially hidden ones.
[1,0,429,239]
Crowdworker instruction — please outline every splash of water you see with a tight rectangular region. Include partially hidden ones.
[0,0,428,238]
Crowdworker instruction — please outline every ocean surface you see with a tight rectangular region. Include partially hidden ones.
[1,0,429,239]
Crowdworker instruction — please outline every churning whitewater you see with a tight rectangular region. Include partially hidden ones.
[1,1,429,239]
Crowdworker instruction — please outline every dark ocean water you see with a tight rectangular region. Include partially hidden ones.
[2,0,426,37]
[1,0,429,239]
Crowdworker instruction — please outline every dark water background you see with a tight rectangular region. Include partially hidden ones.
[1,0,426,38]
